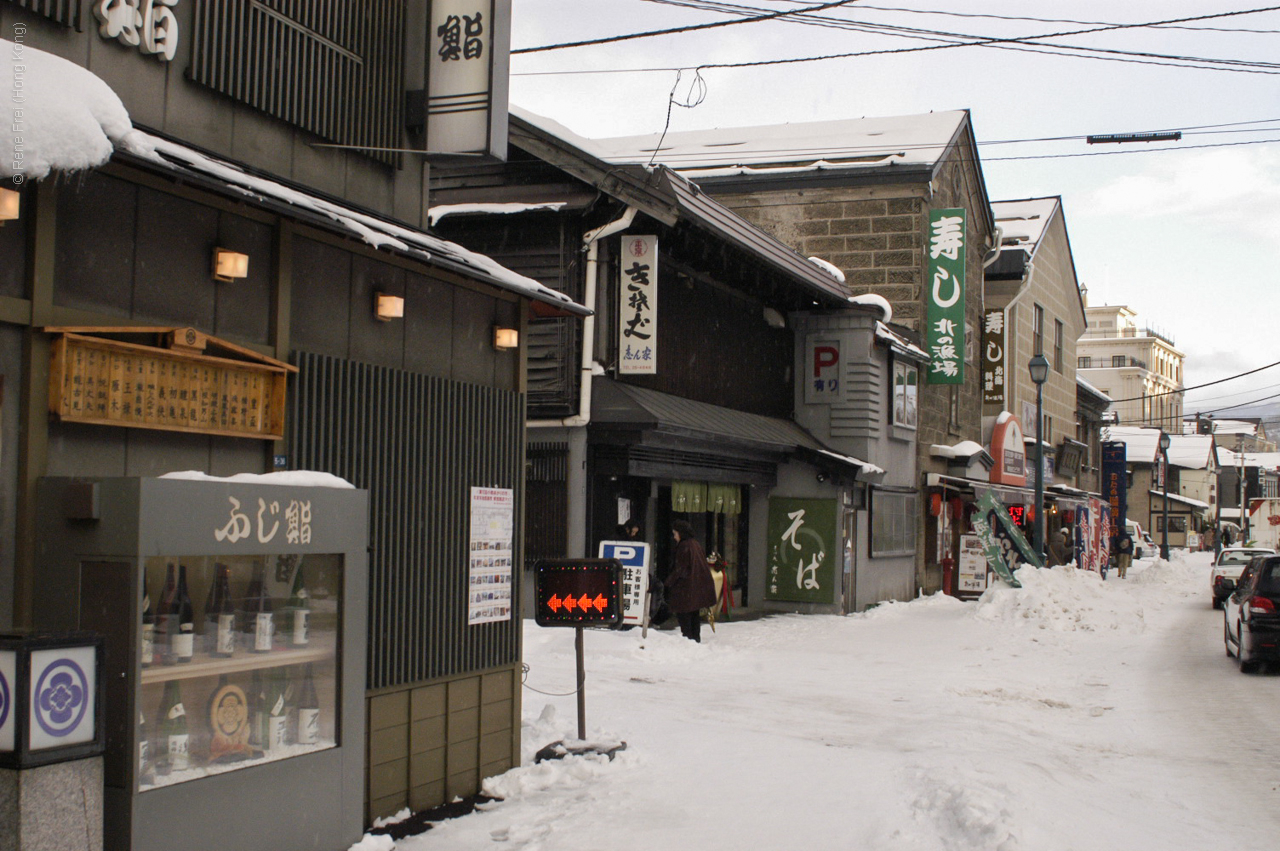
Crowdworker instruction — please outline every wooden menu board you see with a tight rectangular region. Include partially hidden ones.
[47,328,295,440]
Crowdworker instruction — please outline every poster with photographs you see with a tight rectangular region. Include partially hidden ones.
[468,486,514,625]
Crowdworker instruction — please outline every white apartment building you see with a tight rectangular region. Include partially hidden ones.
[1077,300,1184,431]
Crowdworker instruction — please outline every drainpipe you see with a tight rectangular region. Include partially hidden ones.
[529,206,639,557]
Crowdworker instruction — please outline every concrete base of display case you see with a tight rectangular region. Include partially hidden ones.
[0,757,102,851]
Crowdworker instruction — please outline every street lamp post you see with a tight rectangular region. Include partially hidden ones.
[1159,431,1171,560]
[1029,355,1050,561]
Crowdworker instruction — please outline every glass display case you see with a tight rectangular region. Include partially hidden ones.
[136,553,342,792]
[35,477,368,851]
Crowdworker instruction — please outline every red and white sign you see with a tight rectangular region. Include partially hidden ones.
[804,337,842,404]
[989,414,1027,486]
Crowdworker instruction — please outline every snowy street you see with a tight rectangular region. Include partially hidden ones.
[368,551,1280,851]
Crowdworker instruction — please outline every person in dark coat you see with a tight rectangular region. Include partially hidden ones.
[666,520,718,642]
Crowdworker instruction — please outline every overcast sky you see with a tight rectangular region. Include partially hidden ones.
[509,1,1280,417]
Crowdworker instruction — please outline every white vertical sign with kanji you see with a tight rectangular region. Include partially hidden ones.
[619,235,658,375]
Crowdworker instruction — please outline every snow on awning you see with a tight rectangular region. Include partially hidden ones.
[875,322,929,361]
[1148,490,1211,511]
[427,202,567,227]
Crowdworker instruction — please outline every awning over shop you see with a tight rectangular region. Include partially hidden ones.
[1148,490,1211,512]
[591,378,884,485]
[926,473,1101,505]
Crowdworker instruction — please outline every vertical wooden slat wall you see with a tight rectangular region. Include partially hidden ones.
[9,0,81,28]
[189,0,404,166]
[289,351,524,691]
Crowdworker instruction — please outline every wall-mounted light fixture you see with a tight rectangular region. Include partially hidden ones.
[212,248,250,282]
[493,326,519,351]
[0,187,19,224]
[375,292,405,321]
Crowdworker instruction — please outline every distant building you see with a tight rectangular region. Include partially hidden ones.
[1077,302,1184,431]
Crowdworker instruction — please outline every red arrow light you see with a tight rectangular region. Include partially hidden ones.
[578,594,592,611]
[564,594,578,612]
[548,594,562,612]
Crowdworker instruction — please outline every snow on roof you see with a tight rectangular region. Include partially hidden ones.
[930,440,987,459]
[1104,426,1163,464]
[427,202,567,227]
[1148,489,1210,511]
[160,470,355,489]
[808,256,846,283]
[1165,434,1215,469]
[1217,448,1280,470]
[875,321,928,360]
[537,108,969,173]
[853,293,892,322]
[814,448,884,477]
[1075,373,1111,402]
[5,42,587,316]
[1,38,153,179]
[991,198,1059,252]
[1208,419,1259,436]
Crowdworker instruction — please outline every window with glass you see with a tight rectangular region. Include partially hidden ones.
[1112,355,1126,367]
[137,553,343,791]
[892,361,918,429]
[1054,320,1064,371]
[871,491,917,557]
[1033,304,1045,356]
[1078,356,1092,369]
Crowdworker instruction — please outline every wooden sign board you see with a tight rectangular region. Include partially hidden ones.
[48,329,292,440]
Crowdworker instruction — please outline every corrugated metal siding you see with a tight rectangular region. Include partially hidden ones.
[9,0,80,28]
[290,351,524,690]
[190,0,404,166]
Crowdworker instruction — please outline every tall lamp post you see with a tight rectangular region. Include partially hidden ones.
[1029,355,1050,560]
[1159,431,1171,560]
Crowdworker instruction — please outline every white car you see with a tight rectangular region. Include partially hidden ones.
[1211,547,1276,609]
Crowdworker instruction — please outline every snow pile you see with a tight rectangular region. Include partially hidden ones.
[971,565,1142,633]
[850,292,893,321]
[860,590,965,620]
[808,256,846,282]
[1,39,152,180]
[159,470,356,488]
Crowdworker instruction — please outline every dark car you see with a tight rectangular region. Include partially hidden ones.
[1223,555,1280,673]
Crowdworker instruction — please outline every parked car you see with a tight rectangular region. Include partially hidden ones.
[1222,554,1280,672]
[1123,520,1154,559]
[1210,547,1276,609]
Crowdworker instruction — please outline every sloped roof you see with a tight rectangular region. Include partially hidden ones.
[1166,434,1215,469]
[588,110,971,176]
[992,198,1059,255]
[1105,426,1163,464]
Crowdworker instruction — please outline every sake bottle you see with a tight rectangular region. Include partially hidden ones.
[266,668,289,751]
[296,664,320,746]
[240,560,274,654]
[205,563,237,657]
[286,563,310,646]
[153,563,178,664]
[249,669,267,751]
[172,564,195,663]
[157,680,189,774]
[138,709,155,786]
[140,575,155,669]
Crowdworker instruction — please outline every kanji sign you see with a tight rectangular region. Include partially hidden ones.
[619,235,658,375]
[597,541,651,626]
[925,208,966,385]
[981,308,1006,405]
[534,559,624,627]
[804,337,842,404]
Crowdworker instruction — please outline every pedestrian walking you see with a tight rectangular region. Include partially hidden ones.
[1116,528,1134,578]
[666,520,718,642]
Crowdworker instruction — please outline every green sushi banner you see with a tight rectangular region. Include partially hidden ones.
[925,207,967,385]
[766,497,838,604]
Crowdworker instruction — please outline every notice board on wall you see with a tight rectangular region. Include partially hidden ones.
[46,327,295,441]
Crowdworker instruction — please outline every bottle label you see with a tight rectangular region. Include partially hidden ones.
[254,613,273,652]
[172,628,194,660]
[292,609,309,645]
[139,737,149,769]
[168,734,189,771]
[297,708,320,745]
[168,702,186,720]
[140,624,154,666]
[268,715,287,750]
[216,614,237,655]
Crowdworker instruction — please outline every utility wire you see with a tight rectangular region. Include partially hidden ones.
[513,0,860,53]
[1091,359,1280,405]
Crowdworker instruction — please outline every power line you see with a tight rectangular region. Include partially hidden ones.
[513,6,1280,75]
[513,0,860,53]
[1092,359,1280,405]
[1185,382,1280,408]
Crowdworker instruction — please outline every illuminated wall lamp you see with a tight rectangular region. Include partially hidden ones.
[0,187,19,224]
[375,292,405,321]
[213,248,250,282]
[493,326,519,351]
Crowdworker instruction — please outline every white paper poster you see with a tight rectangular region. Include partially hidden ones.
[468,487,514,625]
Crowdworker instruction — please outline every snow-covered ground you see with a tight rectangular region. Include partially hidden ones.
[359,551,1280,850]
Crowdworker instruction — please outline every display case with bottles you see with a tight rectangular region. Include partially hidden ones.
[35,477,369,851]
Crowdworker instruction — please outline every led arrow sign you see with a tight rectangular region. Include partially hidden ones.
[534,559,624,628]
